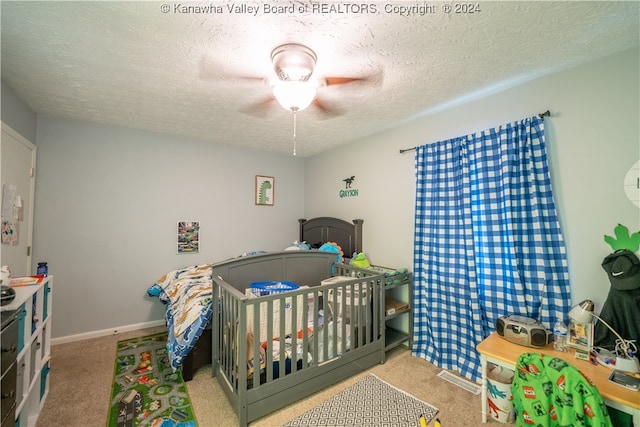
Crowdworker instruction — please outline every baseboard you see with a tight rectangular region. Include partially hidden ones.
[51,319,166,345]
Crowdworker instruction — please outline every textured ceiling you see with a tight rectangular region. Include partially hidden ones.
[1,1,638,157]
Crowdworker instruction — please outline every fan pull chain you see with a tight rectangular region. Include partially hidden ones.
[292,110,297,156]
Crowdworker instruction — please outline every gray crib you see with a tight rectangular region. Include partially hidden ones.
[210,251,386,426]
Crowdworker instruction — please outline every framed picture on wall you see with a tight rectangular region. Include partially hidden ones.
[255,175,274,206]
[177,221,199,254]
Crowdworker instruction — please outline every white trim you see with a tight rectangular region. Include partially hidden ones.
[51,319,165,345]
[1,121,36,150]
[1,121,37,276]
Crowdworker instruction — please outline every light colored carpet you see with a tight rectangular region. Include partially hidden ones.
[36,326,484,426]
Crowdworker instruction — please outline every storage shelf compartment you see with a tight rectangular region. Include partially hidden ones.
[15,360,26,409]
[385,327,409,351]
[40,361,50,401]
[383,274,412,290]
[42,284,51,321]
[384,307,410,321]
[16,305,27,353]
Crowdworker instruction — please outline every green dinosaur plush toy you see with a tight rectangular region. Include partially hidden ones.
[604,223,640,252]
[351,252,371,268]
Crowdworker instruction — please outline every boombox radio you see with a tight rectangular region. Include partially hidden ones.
[496,315,552,348]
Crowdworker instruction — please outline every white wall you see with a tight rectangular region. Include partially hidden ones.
[305,47,640,314]
[9,48,639,340]
[1,80,37,142]
[33,117,304,338]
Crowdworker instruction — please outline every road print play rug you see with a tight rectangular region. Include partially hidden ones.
[107,331,197,427]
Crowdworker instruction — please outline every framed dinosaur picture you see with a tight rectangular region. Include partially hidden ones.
[255,175,275,206]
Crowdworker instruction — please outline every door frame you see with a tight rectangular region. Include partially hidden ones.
[1,121,37,275]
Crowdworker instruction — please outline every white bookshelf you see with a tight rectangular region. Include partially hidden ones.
[1,276,52,427]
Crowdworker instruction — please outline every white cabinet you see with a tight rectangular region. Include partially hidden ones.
[0,276,52,427]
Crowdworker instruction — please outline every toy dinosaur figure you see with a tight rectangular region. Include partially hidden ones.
[258,180,272,205]
[350,252,370,268]
[604,223,640,252]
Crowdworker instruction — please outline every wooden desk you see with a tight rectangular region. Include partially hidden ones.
[477,332,640,425]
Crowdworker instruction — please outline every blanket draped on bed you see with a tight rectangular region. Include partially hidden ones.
[147,264,213,370]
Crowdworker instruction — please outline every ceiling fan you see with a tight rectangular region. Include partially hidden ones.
[204,43,379,154]
[234,43,379,155]
[266,43,373,115]
[226,43,378,120]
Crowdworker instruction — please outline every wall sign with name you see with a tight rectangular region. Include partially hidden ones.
[339,176,359,198]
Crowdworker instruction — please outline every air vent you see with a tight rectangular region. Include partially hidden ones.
[436,370,482,395]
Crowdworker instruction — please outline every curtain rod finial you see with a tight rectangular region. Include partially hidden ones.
[400,147,416,154]
[538,110,551,119]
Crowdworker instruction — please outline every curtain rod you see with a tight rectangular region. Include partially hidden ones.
[399,110,551,154]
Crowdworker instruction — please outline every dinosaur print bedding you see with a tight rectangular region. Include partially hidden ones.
[147,256,318,372]
[147,264,213,370]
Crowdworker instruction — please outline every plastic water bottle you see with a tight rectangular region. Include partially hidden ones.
[553,320,567,351]
[37,262,48,276]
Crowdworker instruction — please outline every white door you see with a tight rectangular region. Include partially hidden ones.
[1,122,36,276]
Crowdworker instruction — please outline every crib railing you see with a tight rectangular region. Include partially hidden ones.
[211,264,385,424]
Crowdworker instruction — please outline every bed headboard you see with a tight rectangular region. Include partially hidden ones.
[298,217,363,257]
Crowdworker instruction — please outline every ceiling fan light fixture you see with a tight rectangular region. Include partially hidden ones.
[271,43,317,81]
[273,81,317,112]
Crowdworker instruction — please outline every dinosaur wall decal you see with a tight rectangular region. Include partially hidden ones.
[604,223,640,252]
[343,176,355,189]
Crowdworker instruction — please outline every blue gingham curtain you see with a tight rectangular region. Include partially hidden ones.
[411,116,571,381]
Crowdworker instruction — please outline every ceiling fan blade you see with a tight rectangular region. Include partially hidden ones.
[324,77,366,86]
[311,98,343,118]
[237,75,268,84]
[323,70,384,88]
[198,56,267,84]
[241,96,277,117]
